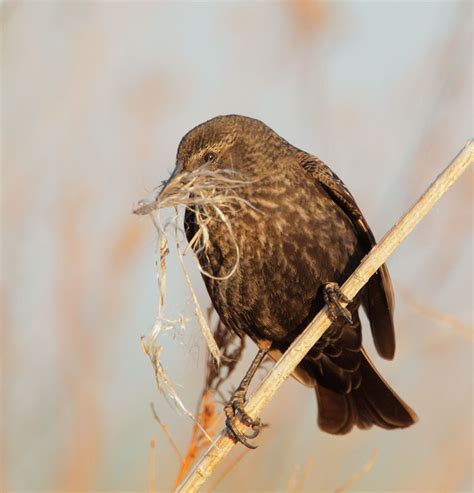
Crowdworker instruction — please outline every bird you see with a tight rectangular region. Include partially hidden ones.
[167,114,417,447]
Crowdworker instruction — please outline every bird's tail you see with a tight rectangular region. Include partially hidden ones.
[315,348,418,434]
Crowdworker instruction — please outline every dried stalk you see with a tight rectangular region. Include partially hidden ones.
[176,140,473,493]
[334,449,378,493]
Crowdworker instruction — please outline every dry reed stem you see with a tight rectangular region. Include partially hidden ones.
[334,449,378,493]
[397,284,473,341]
[177,140,473,493]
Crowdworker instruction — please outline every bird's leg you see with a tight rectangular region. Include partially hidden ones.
[323,282,353,324]
[224,341,271,449]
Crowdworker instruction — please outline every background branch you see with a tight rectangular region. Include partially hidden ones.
[178,140,473,493]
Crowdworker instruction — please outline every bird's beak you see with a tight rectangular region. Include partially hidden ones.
[133,165,181,216]
[160,166,180,196]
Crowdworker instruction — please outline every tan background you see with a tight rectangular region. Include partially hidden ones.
[2,1,473,491]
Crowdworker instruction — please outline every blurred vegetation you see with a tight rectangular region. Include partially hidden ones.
[1,1,472,492]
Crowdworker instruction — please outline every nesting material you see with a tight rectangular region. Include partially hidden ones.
[135,165,259,441]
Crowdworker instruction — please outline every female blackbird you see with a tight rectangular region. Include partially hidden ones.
[171,115,417,447]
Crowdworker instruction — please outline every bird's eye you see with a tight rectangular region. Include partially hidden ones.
[203,152,216,163]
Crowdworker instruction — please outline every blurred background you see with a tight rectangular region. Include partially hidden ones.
[1,1,473,492]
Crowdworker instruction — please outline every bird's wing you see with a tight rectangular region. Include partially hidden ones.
[298,153,396,360]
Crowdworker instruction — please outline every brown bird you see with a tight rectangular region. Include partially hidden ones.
[169,115,417,447]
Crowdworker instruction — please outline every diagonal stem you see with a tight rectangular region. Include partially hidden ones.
[177,140,473,493]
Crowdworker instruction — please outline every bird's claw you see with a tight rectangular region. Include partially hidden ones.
[323,282,353,324]
[224,391,266,449]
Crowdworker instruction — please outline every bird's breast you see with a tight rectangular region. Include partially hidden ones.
[186,171,361,341]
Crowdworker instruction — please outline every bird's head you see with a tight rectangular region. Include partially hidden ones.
[134,115,286,216]
[175,114,284,175]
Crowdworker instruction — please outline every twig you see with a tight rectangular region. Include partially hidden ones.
[177,140,473,493]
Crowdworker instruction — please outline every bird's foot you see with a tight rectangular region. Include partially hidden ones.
[323,282,353,324]
[224,389,266,449]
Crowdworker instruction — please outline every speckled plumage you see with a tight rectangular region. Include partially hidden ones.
[178,115,417,434]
